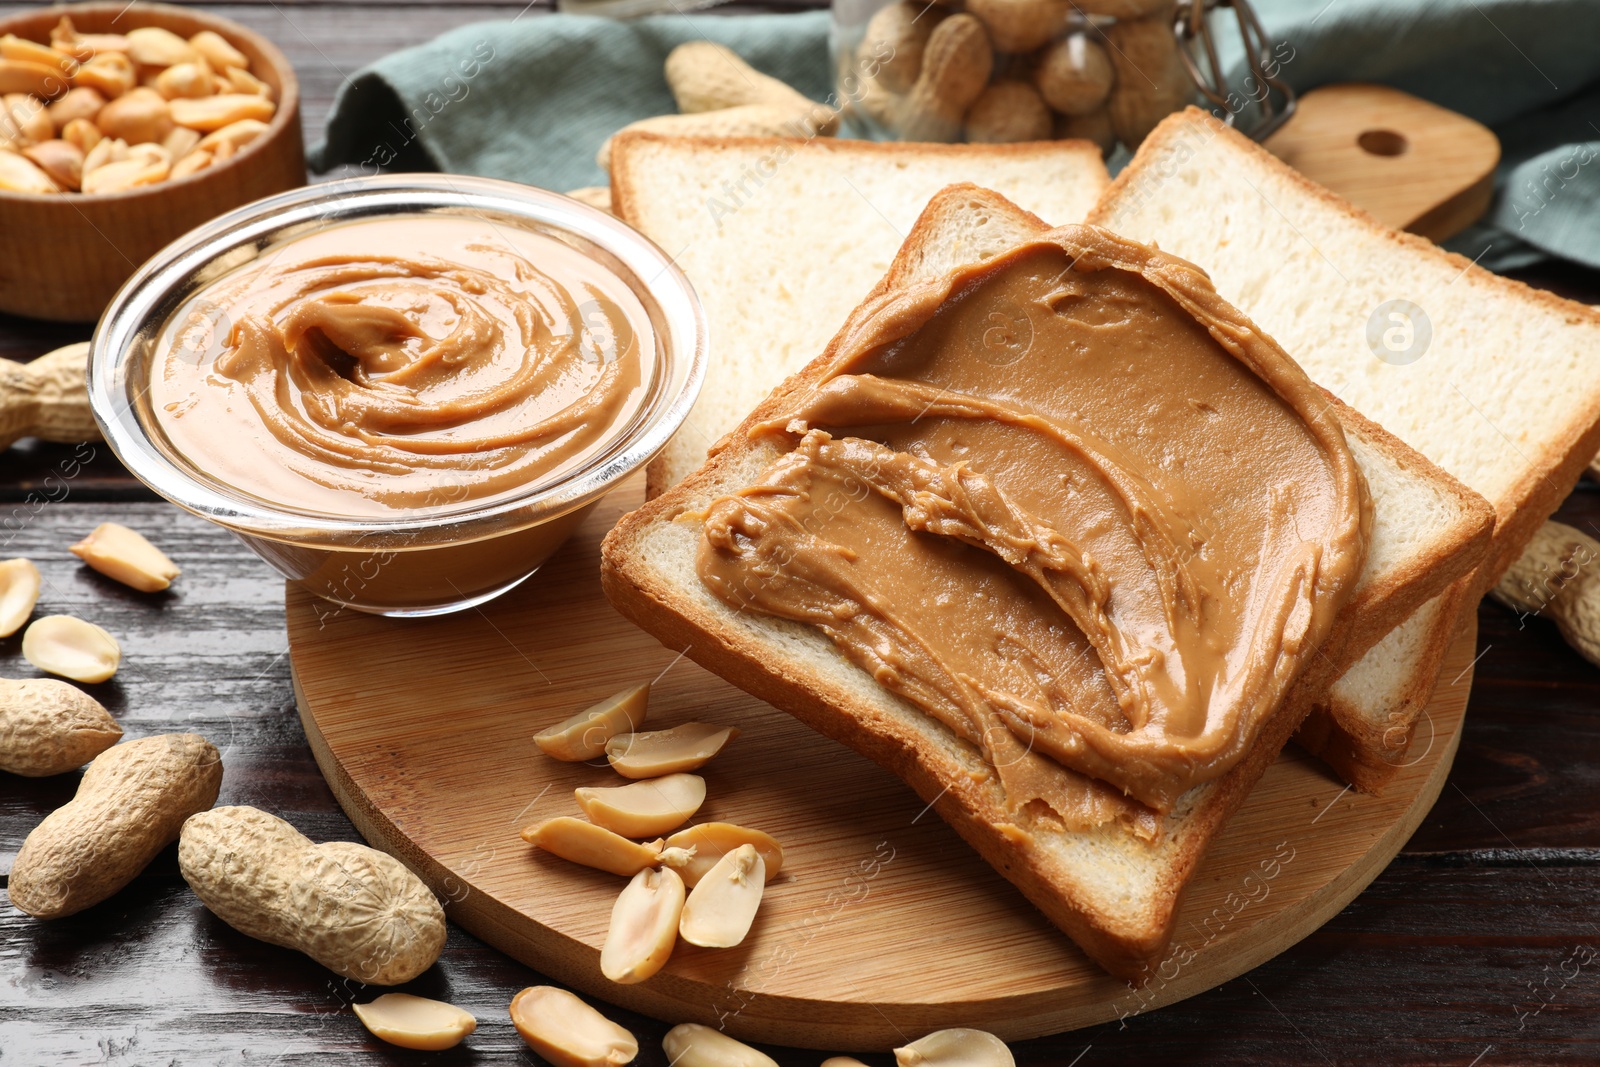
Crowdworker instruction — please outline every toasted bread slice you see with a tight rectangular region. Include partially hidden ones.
[1091,108,1600,789]
[601,184,1490,977]
[607,134,1110,496]
[1296,578,1472,790]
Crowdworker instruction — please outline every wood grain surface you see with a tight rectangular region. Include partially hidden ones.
[1263,83,1500,242]
[286,477,1475,1049]
[2,3,1600,1064]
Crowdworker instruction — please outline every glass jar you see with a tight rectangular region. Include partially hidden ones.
[833,0,1196,155]
[89,175,706,616]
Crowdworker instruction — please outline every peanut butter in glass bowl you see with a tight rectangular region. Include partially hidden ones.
[89,176,705,615]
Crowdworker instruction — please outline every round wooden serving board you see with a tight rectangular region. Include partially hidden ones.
[288,476,1474,1050]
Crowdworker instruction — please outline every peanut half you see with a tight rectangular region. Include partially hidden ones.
[823,1060,872,1067]
[9,732,222,918]
[125,27,200,69]
[352,993,477,1051]
[0,677,120,776]
[0,556,40,636]
[79,150,167,193]
[662,822,785,887]
[179,805,446,985]
[576,772,706,838]
[22,614,120,683]
[0,34,77,78]
[4,91,54,144]
[895,1028,1015,1066]
[224,65,272,98]
[509,986,638,1067]
[163,124,200,158]
[167,92,273,131]
[50,18,130,63]
[522,816,663,876]
[605,721,739,779]
[70,522,180,593]
[0,59,62,100]
[80,132,126,175]
[73,53,136,101]
[47,86,105,130]
[534,682,649,761]
[679,843,765,948]
[22,138,83,190]
[189,30,248,72]
[0,148,57,193]
[196,117,266,155]
[601,865,685,984]
[661,1024,779,1067]
[94,86,172,145]
[155,61,214,101]
[62,117,102,154]
[169,146,212,179]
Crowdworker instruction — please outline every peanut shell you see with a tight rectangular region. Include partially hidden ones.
[9,733,222,918]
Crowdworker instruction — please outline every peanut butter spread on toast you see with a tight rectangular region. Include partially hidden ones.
[695,226,1370,829]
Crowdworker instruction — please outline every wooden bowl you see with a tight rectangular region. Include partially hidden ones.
[0,3,305,322]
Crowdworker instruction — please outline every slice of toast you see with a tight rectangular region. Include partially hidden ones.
[1296,579,1471,790]
[601,184,1490,977]
[607,133,1111,496]
[1091,108,1600,789]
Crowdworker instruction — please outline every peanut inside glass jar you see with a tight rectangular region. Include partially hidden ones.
[834,0,1196,154]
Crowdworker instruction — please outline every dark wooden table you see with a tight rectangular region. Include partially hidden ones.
[4,2,1600,1064]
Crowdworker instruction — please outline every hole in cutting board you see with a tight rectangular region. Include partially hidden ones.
[1357,129,1409,157]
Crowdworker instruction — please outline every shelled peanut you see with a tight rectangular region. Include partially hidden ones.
[524,681,784,989]
[0,18,275,194]
[663,1024,779,1067]
[849,0,1186,152]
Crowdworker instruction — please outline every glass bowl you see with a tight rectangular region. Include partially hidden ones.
[88,174,706,616]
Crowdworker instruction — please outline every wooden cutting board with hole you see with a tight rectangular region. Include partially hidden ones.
[1263,82,1500,241]
[288,475,1476,1049]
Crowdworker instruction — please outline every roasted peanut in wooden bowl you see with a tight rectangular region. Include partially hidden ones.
[0,2,304,321]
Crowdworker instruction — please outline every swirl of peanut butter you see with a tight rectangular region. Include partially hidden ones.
[150,216,650,516]
[697,226,1370,822]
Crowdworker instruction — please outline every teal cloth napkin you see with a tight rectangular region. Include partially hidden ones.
[312,2,1600,271]
[313,12,835,194]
